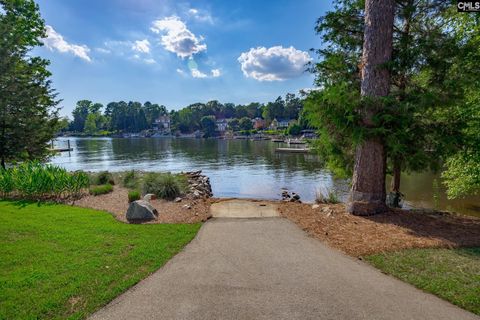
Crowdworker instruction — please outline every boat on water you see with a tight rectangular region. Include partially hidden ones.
[286,138,307,145]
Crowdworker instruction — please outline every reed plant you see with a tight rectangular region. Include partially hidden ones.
[0,162,89,201]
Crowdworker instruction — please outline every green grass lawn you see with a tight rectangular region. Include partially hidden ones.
[0,200,201,320]
[366,247,480,315]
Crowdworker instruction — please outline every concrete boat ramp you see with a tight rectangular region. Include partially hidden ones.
[90,200,478,320]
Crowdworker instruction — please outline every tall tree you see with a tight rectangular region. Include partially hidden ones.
[347,0,395,215]
[0,0,59,168]
[200,116,216,138]
[71,100,92,132]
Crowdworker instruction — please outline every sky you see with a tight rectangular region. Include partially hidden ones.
[34,0,333,117]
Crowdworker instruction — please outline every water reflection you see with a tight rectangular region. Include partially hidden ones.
[51,137,479,217]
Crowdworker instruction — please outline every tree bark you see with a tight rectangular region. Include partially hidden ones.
[347,0,395,215]
[391,158,401,193]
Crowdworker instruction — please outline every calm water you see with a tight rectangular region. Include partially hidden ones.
[51,137,480,217]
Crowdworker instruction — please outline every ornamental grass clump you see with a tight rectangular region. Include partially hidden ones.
[142,172,186,200]
[89,184,113,196]
[128,190,141,203]
[0,162,89,201]
[122,170,138,189]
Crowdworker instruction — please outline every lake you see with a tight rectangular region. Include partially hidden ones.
[51,137,480,218]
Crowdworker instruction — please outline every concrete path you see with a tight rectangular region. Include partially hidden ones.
[210,199,279,218]
[90,201,478,320]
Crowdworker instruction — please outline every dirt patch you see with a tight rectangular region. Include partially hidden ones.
[73,187,212,224]
[279,202,480,257]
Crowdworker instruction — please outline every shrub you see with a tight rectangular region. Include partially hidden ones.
[128,190,141,203]
[95,171,115,185]
[122,170,138,189]
[315,187,340,204]
[89,184,113,196]
[0,162,89,200]
[142,173,186,200]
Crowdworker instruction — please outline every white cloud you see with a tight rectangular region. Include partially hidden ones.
[187,8,214,24]
[176,68,186,75]
[211,69,221,77]
[151,16,207,59]
[144,58,156,64]
[95,47,111,54]
[43,25,91,62]
[191,68,208,78]
[132,39,151,53]
[238,46,311,81]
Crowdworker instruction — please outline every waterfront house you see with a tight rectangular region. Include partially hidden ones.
[154,115,171,133]
[252,118,266,130]
[216,118,229,132]
[269,118,294,130]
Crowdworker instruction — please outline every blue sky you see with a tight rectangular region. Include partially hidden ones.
[34,0,332,117]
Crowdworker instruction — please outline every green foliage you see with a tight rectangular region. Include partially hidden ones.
[128,190,141,203]
[0,0,60,167]
[200,115,216,138]
[84,113,98,135]
[67,94,304,137]
[286,122,302,136]
[122,170,138,189]
[142,172,187,200]
[228,118,240,131]
[95,171,115,185]
[0,162,89,200]
[307,0,479,198]
[0,200,200,319]
[443,152,480,199]
[239,117,253,131]
[89,184,113,196]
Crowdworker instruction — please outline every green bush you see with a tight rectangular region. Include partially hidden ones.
[89,184,113,196]
[128,190,141,203]
[142,173,186,200]
[95,171,115,185]
[122,170,138,189]
[0,162,89,200]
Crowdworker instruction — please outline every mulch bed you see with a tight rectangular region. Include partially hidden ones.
[74,186,212,224]
[279,202,480,257]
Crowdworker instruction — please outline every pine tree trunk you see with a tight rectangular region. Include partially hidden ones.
[347,0,395,215]
[391,159,401,193]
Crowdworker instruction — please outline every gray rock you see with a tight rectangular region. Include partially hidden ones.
[143,194,156,202]
[174,197,182,203]
[126,200,158,221]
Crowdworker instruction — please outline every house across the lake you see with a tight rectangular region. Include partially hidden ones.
[269,118,294,130]
[216,118,229,133]
[252,118,266,130]
[154,115,171,133]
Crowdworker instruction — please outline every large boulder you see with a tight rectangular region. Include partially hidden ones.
[126,200,158,222]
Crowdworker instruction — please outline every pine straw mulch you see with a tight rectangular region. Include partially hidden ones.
[279,202,480,257]
[73,186,212,224]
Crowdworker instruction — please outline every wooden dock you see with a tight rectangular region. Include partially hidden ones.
[50,139,73,152]
[275,148,311,154]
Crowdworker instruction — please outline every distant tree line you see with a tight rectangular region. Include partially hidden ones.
[64,93,309,135]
